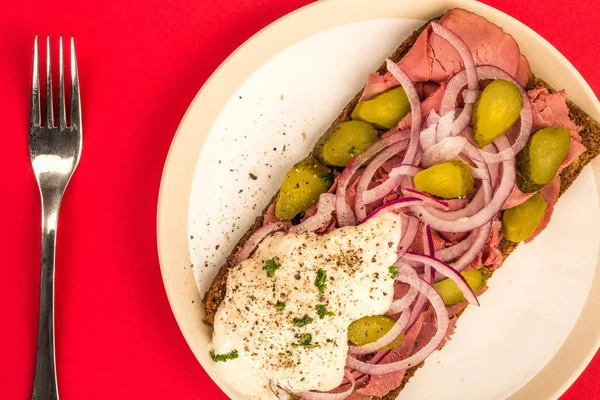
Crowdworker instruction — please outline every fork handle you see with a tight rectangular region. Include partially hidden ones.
[31,191,62,400]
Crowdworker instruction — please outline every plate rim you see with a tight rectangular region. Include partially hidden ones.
[157,0,600,399]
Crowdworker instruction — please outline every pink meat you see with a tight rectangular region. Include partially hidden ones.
[402,8,529,86]
[524,175,561,243]
[472,219,504,270]
[407,223,446,253]
[398,82,447,129]
[361,9,530,106]
[502,88,585,211]
[529,88,586,167]
[262,200,280,225]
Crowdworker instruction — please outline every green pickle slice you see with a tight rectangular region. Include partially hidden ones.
[316,121,379,167]
[516,127,571,193]
[351,87,411,130]
[275,157,333,220]
[347,315,404,350]
[434,269,484,306]
[502,192,548,242]
[413,161,475,199]
[472,79,523,148]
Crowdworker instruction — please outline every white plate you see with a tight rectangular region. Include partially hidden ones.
[157,0,600,399]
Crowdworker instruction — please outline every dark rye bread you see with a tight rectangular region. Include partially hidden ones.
[202,15,600,399]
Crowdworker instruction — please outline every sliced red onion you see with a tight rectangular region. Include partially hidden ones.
[294,370,356,400]
[407,226,435,328]
[434,221,493,281]
[355,141,409,221]
[346,278,449,375]
[435,227,480,262]
[387,164,422,179]
[401,188,449,211]
[349,311,410,355]
[419,123,437,152]
[359,163,420,213]
[412,136,514,232]
[362,197,422,223]
[397,216,419,257]
[290,194,336,234]
[471,167,490,180]
[439,75,473,136]
[386,59,421,165]
[431,22,478,90]
[462,89,481,104]
[441,66,532,163]
[336,130,411,227]
[435,109,455,141]
[402,252,478,305]
[421,136,468,168]
[425,109,440,127]
[471,65,533,163]
[235,221,290,264]
[432,21,478,136]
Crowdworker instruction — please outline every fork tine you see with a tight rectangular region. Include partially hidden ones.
[46,36,54,127]
[69,37,81,129]
[58,36,66,130]
[30,35,41,128]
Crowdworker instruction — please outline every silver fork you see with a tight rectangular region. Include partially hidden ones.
[29,35,82,400]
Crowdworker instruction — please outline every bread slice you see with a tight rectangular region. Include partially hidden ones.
[202,14,600,399]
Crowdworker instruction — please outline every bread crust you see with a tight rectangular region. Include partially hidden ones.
[201,15,600,399]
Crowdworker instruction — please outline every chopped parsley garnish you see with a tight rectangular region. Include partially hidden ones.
[210,349,239,362]
[388,265,399,280]
[292,333,319,348]
[315,304,335,319]
[314,269,327,293]
[274,301,286,311]
[319,174,333,187]
[249,295,256,301]
[263,258,281,277]
[293,315,314,327]
[348,145,356,155]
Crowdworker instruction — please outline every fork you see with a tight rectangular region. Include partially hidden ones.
[29,35,81,400]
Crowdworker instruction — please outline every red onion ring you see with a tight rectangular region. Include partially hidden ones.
[349,311,410,355]
[435,109,455,141]
[431,22,478,91]
[435,227,480,262]
[440,66,533,163]
[422,136,468,168]
[436,221,492,281]
[432,21,479,136]
[346,277,449,375]
[386,59,422,165]
[336,130,411,227]
[359,164,421,213]
[407,226,435,328]
[412,136,514,232]
[387,262,419,314]
[234,221,290,264]
[355,141,409,221]
[462,89,481,104]
[289,194,336,234]
[362,197,423,223]
[397,216,419,257]
[402,252,478,305]
[420,123,437,152]
[400,188,449,210]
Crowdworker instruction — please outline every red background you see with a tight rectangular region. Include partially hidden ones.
[0,0,598,399]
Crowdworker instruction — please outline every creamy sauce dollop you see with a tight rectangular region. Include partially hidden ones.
[211,213,403,399]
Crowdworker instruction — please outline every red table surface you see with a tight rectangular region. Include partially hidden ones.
[1,0,598,399]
